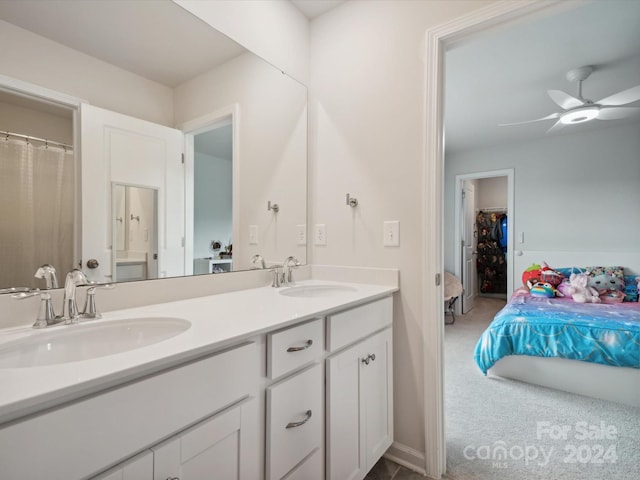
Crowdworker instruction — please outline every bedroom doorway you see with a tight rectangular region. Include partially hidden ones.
[453,169,514,313]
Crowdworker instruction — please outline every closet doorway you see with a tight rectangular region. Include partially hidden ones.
[453,169,514,313]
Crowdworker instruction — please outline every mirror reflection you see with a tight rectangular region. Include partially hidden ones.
[112,184,158,283]
[0,0,307,290]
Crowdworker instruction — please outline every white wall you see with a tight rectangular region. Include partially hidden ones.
[445,122,640,279]
[175,51,307,269]
[0,19,173,126]
[309,0,494,467]
[174,0,309,84]
[193,152,233,259]
[0,100,72,145]
[476,176,507,210]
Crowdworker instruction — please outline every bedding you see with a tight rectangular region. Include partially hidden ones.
[474,291,640,374]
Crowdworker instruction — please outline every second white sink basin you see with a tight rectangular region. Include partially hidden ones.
[0,317,191,368]
[279,284,357,298]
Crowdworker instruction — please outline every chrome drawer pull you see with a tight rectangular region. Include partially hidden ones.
[287,339,313,352]
[286,409,312,429]
[361,353,376,365]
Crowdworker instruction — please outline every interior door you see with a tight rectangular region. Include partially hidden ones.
[80,103,184,282]
[462,181,476,313]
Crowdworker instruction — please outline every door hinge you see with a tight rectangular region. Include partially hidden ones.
[435,273,441,286]
[181,237,185,247]
[462,190,466,199]
[181,153,185,164]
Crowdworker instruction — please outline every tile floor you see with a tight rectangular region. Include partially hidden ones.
[364,457,427,479]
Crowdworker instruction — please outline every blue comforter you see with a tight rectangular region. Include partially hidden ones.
[474,294,640,374]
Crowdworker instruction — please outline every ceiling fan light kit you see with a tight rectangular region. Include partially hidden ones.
[499,65,640,132]
[559,105,600,125]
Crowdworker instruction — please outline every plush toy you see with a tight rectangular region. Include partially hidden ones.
[522,263,541,289]
[587,266,625,294]
[623,281,639,302]
[599,290,625,304]
[539,261,564,287]
[566,272,601,303]
[529,281,563,298]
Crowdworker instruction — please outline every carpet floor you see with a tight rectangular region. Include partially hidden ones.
[444,296,640,480]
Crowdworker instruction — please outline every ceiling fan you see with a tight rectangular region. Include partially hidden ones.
[499,66,640,133]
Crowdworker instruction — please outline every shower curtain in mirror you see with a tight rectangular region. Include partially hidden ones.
[0,138,74,289]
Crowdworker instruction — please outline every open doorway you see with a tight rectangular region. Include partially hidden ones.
[453,169,514,314]
[182,105,239,276]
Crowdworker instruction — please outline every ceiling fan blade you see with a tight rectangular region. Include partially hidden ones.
[547,90,585,109]
[498,112,559,127]
[546,119,565,134]
[597,106,640,120]
[597,85,640,106]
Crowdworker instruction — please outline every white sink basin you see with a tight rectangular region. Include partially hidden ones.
[0,317,191,368]
[279,284,357,298]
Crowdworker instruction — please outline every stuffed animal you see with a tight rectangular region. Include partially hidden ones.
[566,272,601,303]
[623,281,639,302]
[587,266,625,294]
[529,281,563,298]
[539,261,564,287]
[522,263,541,289]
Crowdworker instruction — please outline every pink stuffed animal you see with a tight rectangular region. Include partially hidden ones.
[567,272,600,303]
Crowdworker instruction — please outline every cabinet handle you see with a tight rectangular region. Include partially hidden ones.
[361,353,376,365]
[287,339,313,352]
[166,477,180,480]
[286,409,312,429]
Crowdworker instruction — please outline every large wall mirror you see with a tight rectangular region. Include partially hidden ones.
[0,0,307,290]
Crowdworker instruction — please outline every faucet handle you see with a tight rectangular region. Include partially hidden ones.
[270,267,283,288]
[81,283,115,319]
[12,289,61,329]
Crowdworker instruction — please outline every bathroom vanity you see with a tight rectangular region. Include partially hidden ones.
[0,279,396,480]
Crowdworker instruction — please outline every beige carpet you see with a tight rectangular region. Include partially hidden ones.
[444,296,640,480]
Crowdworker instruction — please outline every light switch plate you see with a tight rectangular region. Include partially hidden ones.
[249,225,258,245]
[383,220,400,247]
[296,224,306,245]
[315,224,327,246]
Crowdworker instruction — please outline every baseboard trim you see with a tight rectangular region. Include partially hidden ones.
[385,442,431,477]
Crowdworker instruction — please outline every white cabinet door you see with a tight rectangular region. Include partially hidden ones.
[361,328,393,469]
[152,399,257,480]
[91,451,153,480]
[326,328,393,480]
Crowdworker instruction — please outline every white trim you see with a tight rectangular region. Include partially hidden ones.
[384,442,427,476]
[453,169,514,304]
[0,74,84,108]
[180,104,240,274]
[423,1,569,477]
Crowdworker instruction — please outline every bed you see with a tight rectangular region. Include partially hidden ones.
[474,289,640,407]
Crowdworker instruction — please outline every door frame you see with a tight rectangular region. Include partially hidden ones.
[422,1,568,477]
[453,169,514,310]
[180,104,240,275]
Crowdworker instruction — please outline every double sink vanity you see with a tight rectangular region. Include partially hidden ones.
[0,273,397,480]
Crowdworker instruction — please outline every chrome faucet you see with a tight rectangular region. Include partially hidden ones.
[34,264,59,289]
[12,289,63,329]
[282,256,300,286]
[61,269,89,323]
[250,254,267,269]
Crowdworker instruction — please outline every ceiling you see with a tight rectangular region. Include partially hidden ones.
[0,0,246,88]
[444,1,640,154]
[290,0,346,19]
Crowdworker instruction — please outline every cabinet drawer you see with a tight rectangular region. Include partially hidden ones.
[284,448,323,480]
[268,318,323,379]
[266,363,323,480]
[326,296,392,352]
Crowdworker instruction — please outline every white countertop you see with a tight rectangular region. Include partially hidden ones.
[0,279,397,424]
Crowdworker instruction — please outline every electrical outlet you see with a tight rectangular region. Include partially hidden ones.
[383,220,400,247]
[315,224,327,246]
[249,225,258,245]
[296,224,306,245]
